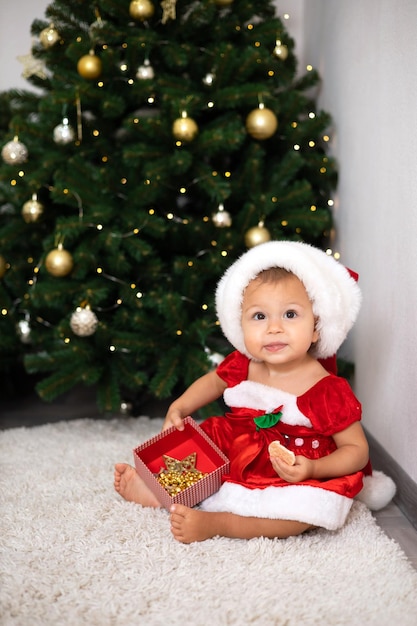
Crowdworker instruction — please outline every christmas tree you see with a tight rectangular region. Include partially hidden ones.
[0,0,337,413]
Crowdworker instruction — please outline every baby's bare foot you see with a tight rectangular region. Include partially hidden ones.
[114,463,161,508]
[170,504,218,543]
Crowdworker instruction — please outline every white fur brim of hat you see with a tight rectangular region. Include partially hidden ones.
[215,241,362,359]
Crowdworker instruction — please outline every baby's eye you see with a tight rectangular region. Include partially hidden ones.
[284,310,297,319]
[253,312,266,320]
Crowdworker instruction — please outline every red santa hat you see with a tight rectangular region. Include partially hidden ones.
[215,240,362,359]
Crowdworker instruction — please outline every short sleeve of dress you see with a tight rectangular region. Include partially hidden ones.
[216,350,250,388]
[297,375,362,436]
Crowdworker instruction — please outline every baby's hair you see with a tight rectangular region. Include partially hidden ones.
[254,267,294,283]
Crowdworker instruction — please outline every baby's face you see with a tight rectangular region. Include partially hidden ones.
[241,275,319,364]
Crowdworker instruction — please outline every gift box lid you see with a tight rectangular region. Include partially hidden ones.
[133,416,229,510]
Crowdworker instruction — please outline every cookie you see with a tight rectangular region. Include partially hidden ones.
[268,440,296,465]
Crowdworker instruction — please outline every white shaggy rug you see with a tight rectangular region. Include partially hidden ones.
[1,417,417,626]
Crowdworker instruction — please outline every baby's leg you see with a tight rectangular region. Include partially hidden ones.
[170,504,313,543]
[114,463,161,508]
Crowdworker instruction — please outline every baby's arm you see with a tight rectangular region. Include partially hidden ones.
[163,369,227,431]
[271,422,369,483]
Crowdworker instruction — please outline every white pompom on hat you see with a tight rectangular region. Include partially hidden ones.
[215,240,362,359]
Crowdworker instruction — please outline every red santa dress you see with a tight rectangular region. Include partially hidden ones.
[199,350,365,530]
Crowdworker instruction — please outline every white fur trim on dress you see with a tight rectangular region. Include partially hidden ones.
[215,240,362,359]
[200,482,353,531]
[224,380,313,427]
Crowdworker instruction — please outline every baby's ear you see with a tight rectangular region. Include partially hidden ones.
[312,319,320,343]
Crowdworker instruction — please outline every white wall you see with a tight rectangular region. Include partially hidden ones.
[0,0,49,91]
[303,0,417,484]
[2,1,416,484]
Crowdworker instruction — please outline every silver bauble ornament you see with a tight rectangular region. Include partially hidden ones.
[70,306,98,337]
[17,319,32,344]
[22,194,44,223]
[53,118,75,145]
[203,72,215,86]
[212,204,232,228]
[136,59,155,80]
[1,136,28,165]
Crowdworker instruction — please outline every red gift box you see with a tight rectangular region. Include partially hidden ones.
[133,416,230,510]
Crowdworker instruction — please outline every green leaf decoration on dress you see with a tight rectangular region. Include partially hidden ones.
[254,411,282,431]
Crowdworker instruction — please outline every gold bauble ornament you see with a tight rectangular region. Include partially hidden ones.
[244,223,271,248]
[39,24,60,48]
[22,194,44,223]
[245,105,278,140]
[77,51,102,80]
[1,136,28,165]
[172,112,198,142]
[273,40,289,60]
[0,254,7,279]
[45,244,74,277]
[70,306,98,337]
[129,0,155,21]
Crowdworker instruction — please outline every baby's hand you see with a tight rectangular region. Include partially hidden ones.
[162,408,186,431]
[270,454,314,483]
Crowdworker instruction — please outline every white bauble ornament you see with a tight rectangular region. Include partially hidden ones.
[53,118,75,145]
[70,306,98,337]
[1,136,28,164]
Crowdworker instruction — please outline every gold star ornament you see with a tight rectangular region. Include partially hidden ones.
[161,0,177,24]
[17,52,48,80]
